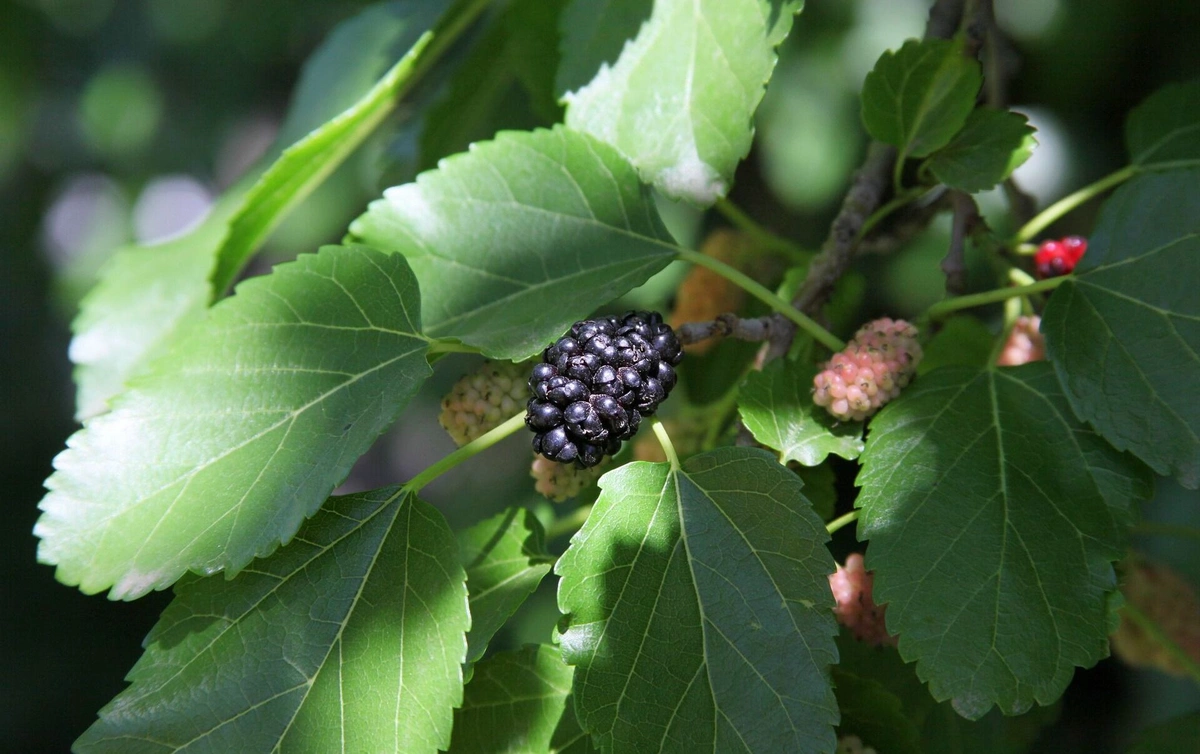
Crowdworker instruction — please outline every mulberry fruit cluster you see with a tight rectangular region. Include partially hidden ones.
[1034,235,1087,279]
[829,553,896,647]
[439,360,528,446]
[531,454,608,502]
[813,318,922,422]
[996,315,1045,367]
[526,312,683,467]
[1111,556,1200,677]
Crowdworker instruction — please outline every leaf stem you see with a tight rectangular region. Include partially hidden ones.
[1121,602,1200,687]
[826,509,860,535]
[858,188,926,240]
[926,277,1066,320]
[547,504,593,540]
[677,248,846,352]
[1010,164,1136,244]
[404,412,526,494]
[652,419,681,471]
[713,198,812,262]
[1133,521,1200,543]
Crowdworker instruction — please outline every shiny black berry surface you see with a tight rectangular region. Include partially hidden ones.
[526,311,683,467]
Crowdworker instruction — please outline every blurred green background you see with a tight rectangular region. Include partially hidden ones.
[1,0,1197,750]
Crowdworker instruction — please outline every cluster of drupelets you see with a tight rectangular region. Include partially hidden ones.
[1034,235,1087,279]
[813,318,923,422]
[438,360,528,446]
[828,553,896,648]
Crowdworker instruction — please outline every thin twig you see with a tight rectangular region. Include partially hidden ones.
[943,191,978,295]
[676,313,774,346]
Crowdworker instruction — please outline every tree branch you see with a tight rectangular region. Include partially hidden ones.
[676,313,774,346]
[943,191,979,295]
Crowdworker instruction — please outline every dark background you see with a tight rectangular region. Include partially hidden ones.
[2,0,1198,750]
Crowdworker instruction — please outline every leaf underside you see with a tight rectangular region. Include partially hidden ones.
[557,447,840,753]
[75,488,469,754]
[1042,170,1200,488]
[351,125,677,359]
[38,245,431,599]
[855,364,1151,718]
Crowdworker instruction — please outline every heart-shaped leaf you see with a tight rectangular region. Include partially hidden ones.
[926,107,1036,193]
[37,245,432,599]
[1042,169,1200,488]
[564,0,805,204]
[557,447,840,753]
[856,364,1153,718]
[351,125,678,359]
[74,488,469,753]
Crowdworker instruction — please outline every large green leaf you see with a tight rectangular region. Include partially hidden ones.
[861,37,982,161]
[351,126,677,359]
[1126,78,1200,169]
[448,645,574,754]
[926,107,1036,193]
[738,358,865,466]
[563,0,805,205]
[855,364,1153,718]
[418,0,566,174]
[209,1,451,295]
[555,0,653,96]
[549,695,599,753]
[70,1,453,420]
[831,668,922,754]
[1042,170,1200,488]
[557,447,840,753]
[37,246,432,599]
[74,487,469,753]
[69,191,245,421]
[458,508,554,668]
[918,315,995,375]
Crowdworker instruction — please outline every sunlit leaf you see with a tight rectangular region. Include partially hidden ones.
[351,126,677,359]
[37,246,431,599]
[564,0,805,204]
[557,447,839,753]
[74,488,469,753]
[856,364,1153,718]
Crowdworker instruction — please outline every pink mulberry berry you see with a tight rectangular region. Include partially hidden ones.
[1111,556,1200,677]
[439,360,528,446]
[829,553,897,647]
[996,316,1045,367]
[813,318,922,422]
[531,453,608,502]
[836,735,878,754]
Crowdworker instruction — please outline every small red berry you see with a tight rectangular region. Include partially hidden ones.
[1034,236,1087,279]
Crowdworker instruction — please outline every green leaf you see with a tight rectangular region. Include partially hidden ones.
[738,358,865,466]
[926,108,1036,193]
[449,645,574,754]
[564,0,805,205]
[919,315,995,375]
[549,696,599,753]
[418,0,566,174]
[555,0,653,96]
[211,0,474,295]
[855,364,1153,718]
[557,447,840,753]
[1042,169,1200,488]
[794,463,837,522]
[831,668,923,754]
[70,1,451,420]
[351,126,677,359]
[861,38,982,160]
[1126,78,1200,169]
[69,191,246,420]
[459,508,554,669]
[1126,711,1200,754]
[37,246,432,599]
[74,487,469,753]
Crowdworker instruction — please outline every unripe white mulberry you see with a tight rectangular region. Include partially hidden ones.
[836,735,878,754]
[996,316,1045,367]
[813,318,922,422]
[1111,556,1200,677]
[531,453,608,502]
[829,553,897,647]
[439,360,528,447]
